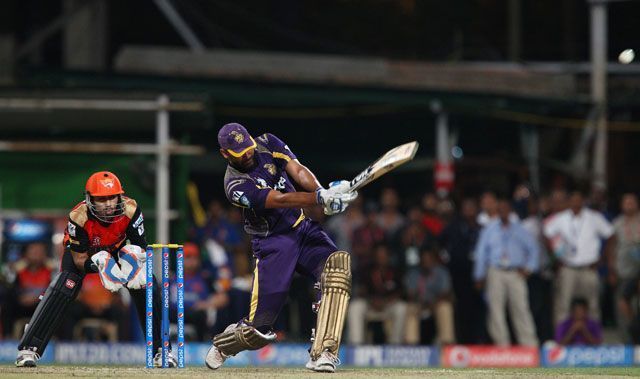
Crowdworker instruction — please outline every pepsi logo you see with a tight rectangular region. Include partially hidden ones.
[179,342,184,347]
[147,341,153,346]
[178,253,183,258]
[164,283,169,288]
[178,283,184,288]
[546,346,566,364]
[147,311,152,316]
[257,345,276,362]
[164,342,169,347]
[178,313,184,318]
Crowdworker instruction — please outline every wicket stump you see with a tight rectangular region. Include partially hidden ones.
[145,243,185,368]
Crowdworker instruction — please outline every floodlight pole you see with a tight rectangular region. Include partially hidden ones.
[589,0,608,191]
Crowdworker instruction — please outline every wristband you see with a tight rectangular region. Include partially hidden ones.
[84,257,99,273]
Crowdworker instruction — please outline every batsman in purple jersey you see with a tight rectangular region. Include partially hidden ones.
[206,123,357,373]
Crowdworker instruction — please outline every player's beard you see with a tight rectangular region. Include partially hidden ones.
[235,155,256,171]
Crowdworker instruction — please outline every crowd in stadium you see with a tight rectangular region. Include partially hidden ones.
[1,185,639,347]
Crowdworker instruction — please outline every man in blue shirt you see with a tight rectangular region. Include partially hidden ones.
[474,198,539,346]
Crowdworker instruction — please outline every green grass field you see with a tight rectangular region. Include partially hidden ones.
[1,366,640,378]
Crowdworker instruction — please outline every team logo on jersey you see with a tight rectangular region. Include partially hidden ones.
[274,177,286,191]
[67,222,76,237]
[263,163,276,175]
[65,279,77,289]
[240,195,250,207]
[256,178,269,189]
[231,130,244,143]
[92,236,101,246]
[232,191,244,202]
[100,178,114,188]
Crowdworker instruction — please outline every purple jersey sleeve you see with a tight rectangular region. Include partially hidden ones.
[225,178,271,210]
[257,133,297,170]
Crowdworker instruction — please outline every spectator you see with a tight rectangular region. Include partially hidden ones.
[477,191,499,227]
[377,188,406,240]
[421,193,444,236]
[399,205,435,270]
[477,191,518,227]
[609,193,640,342]
[522,196,554,343]
[351,203,386,273]
[348,244,407,345]
[619,275,640,344]
[192,199,243,251]
[555,297,602,345]
[474,198,539,346]
[544,191,614,324]
[542,189,568,266]
[324,196,365,252]
[2,242,55,338]
[436,197,456,226]
[173,243,229,341]
[405,248,455,345]
[439,197,485,344]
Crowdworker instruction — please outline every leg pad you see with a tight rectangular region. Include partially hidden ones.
[18,271,83,353]
[213,323,276,356]
[310,251,351,360]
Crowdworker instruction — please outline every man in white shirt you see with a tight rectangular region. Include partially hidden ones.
[608,193,640,342]
[543,191,614,324]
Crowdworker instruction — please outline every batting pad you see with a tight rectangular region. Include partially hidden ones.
[310,251,351,360]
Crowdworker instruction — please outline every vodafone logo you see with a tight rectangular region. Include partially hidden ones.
[444,346,539,368]
[448,346,471,367]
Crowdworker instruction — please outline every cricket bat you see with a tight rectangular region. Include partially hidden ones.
[349,141,419,191]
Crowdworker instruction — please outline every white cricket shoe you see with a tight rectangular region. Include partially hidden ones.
[153,348,178,368]
[305,350,340,373]
[205,344,228,370]
[16,349,40,367]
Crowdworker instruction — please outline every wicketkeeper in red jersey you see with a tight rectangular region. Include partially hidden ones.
[16,171,175,367]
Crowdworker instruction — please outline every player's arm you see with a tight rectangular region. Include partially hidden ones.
[65,220,93,272]
[265,133,324,193]
[125,204,148,248]
[264,190,318,209]
[227,177,316,210]
[285,159,323,192]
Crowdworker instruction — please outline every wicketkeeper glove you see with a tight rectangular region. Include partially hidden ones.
[91,250,127,292]
[118,245,147,290]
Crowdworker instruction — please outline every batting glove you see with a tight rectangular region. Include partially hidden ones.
[316,181,358,216]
